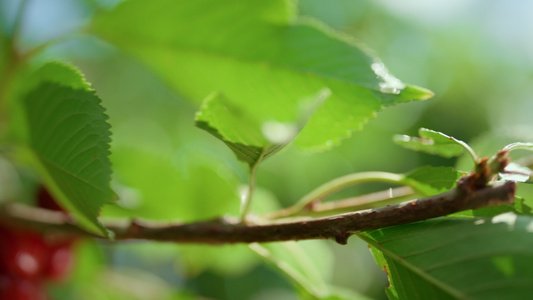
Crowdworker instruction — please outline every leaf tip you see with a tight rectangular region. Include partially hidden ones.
[401,85,435,101]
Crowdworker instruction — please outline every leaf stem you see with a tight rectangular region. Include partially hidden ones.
[265,171,406,219]
[302,186,416,218]
[240,150,266,221]
[503,142,533,152]
[451,136,479,164]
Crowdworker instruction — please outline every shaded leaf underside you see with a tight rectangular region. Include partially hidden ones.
[360,215,533,300]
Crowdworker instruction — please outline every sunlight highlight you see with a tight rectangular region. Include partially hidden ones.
[261,121,298,144]
[491,212,518,230]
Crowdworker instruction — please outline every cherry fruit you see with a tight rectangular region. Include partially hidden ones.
[0,185,81,298]
[0,273,48,300]
[43,241,76,281]
[0,227,48,279]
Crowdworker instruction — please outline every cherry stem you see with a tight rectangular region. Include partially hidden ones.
[503,142,533,153]
[451,136,479,165]
[264,171,410,220]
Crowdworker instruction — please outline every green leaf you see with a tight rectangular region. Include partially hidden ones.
[359,214,533,300]
[20,63,113,236]
[402,166,463,196]
[195,89,327,166]
[91,0,433,152]
[250,241,372,300]
[450,195,533,219]
[513,196,533,216]
[250,240,335,299]
[24,62,91,90]
[472,197,533,218]
[394,128,467,158]
[195,90,327,219]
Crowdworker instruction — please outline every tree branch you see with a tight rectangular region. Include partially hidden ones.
[0,180,516,245]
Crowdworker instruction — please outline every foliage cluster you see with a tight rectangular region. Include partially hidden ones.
[1,0,533,299]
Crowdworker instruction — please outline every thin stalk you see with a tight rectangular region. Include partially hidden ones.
[503,142,533,152]
[305,186,416,218]
[451,136,479,164]
[265,171,406,220]
[240,150,266,221]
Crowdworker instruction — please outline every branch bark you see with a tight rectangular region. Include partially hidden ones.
[0,180,516,245]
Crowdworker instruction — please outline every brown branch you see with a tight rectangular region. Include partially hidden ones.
[0,180,516,245]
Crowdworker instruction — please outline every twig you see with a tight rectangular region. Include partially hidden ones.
[265,171,408,219]
[305,186,415,217]
[0,180,516,245]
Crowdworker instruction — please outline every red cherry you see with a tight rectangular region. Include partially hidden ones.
[0,185,79,290]
[0,273,48,300]
[0,227,49,279]
[36,186,64,212]
[43,242,76,281]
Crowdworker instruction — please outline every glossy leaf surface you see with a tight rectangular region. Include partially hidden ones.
[92,0,432,152]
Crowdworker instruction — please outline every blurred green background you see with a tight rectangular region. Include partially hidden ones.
[2,0,533,299]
